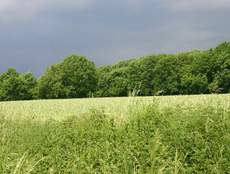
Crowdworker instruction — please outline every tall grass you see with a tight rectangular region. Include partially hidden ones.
[0,94,230,121]
[0,97,230,173]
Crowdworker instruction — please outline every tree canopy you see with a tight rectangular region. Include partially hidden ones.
[0,41,230,101]
[0,68,37,101]
[38,55,97,99]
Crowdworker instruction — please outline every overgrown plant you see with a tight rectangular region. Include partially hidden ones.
[0,98,230,173]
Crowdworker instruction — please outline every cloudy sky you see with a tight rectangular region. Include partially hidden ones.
[0,0,230,76]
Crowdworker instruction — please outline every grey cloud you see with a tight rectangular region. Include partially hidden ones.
[0,0,230,76]
[165,0,230,11]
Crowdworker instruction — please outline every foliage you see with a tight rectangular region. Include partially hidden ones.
[0,68,37,101]
[0,41,230,101]
[208,42,230,93]
[1,96,230,173]
[96,64,130,97]
[97,42,230,96]
[38,55,97,99]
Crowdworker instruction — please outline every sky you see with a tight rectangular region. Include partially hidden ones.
[0,0,230,76]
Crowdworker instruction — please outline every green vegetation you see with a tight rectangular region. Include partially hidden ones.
[0,42,230,101]
[38,55,97,99]
[0,95,230,173]
[1,42,230,172]
[0,42,230,172]
[0,94,229,121]
[96,42,230,96]
[0,68,37,101]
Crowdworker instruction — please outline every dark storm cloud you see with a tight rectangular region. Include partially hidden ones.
[0,0,230,76]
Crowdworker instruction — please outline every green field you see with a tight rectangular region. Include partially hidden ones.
[1,95,230,173]
[1,94,230,121]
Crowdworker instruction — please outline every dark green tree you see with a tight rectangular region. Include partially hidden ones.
[208,42,230,93]
[180,74,208,94]
[152,55,181,95]
[127,55,161,96]
[0,68,37,101]
[96,65,129,97]
[38,55,97,99]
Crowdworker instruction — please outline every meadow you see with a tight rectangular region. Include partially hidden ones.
[1,94,230,121]
[0,94,230,173]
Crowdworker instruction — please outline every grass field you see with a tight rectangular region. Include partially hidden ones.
[1,94,230,121]
[1,94,230,173]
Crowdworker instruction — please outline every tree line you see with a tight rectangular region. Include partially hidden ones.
[0,42,230,101]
